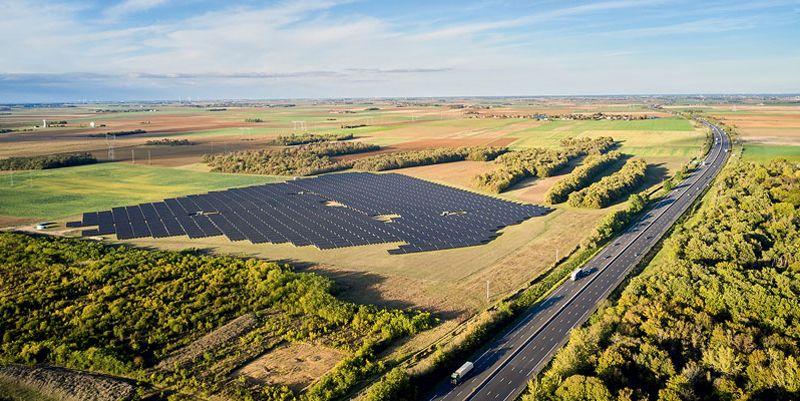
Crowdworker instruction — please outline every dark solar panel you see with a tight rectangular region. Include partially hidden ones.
[71,172,551,253]
[146,219,170,238]
[82,212,99,226]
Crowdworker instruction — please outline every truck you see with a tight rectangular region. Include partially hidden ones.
[451,361,474,385]
[570,267,585,281]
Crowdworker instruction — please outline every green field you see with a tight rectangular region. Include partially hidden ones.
[741,143,800,161]
[0,163,282,219]
[506,118,701,157]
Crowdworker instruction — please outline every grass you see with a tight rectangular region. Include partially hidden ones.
[506,118,695,148]
[0,379,60,401]
[0,162,282,219]
[741,144,800,162]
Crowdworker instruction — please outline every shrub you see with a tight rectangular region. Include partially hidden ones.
[473,137,617,194]
[204,142,378,176]
[567,158,647,208]
[0,152,97,170]
[352,147,506,171]
[546,152,624,204]
[272,132,354,145]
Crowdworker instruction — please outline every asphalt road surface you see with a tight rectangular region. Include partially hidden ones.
[427,121,730,401]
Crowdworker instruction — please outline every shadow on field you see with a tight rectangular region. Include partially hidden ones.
[642,163,670,190]
[286,259,462,319]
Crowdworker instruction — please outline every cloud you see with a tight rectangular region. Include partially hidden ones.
[103,0,169,19]
[603,17,760,37]
[0,0,797,101]
[411,0,666,40]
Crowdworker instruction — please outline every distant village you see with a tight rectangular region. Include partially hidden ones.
[463,110,660,121]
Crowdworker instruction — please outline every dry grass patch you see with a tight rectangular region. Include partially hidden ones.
[233,342,347,393]
[390,160,496,189]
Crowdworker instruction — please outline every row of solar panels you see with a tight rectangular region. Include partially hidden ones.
[68,172,551,253]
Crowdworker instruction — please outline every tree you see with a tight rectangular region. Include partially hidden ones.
[555,375,613,401]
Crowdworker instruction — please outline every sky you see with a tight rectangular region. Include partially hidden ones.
[1,0,799,102]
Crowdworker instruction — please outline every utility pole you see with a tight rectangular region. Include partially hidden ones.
[131,149,135,164]
[148,150,151,165]
[486,280,490,301]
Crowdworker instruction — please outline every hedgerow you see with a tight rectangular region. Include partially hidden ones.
[545,152,624,204]
[203,142,378,176]
[473,137,616,194]
[0,152,97,171]
[567,158,647,208]
[272,132,354,146]
[351,146,506,171]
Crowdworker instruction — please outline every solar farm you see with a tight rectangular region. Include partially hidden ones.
[68,172,550,254]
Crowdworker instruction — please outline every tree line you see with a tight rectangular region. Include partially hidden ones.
[0,232,433,401]
[545,151,625,204]
[567,158,647,208]
[351,146,507,171]
[473,137,616,194]
[0,152,97,171]
[523,159,800,401]
[271,132,354,146]
[203,142,379,176]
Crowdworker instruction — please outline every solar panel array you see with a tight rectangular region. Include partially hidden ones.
[68,172,551,254]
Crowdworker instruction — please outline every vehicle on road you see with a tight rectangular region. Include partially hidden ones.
[570,267,586,281]
[451,362,474,385]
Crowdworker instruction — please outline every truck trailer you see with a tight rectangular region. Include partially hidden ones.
[451,361,474,385]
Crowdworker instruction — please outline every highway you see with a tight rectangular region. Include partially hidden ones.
[427,121,730,401]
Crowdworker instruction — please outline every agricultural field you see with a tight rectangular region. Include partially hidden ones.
[0,99,707,400]
[700,104,800,161]
[0,101,707,314]
[0,163,281,225]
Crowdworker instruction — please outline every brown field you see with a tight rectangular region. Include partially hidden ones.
[233,342,347,392]
[707,105,800,146]
[387,160,496,189]
[392,137,518,149]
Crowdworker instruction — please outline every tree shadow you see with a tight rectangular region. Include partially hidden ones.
[284,258,463,320]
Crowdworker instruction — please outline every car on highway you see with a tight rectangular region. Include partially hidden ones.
[570,267,587,281]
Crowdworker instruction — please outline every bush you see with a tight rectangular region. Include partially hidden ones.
[582,192,649,248]
[204,142,378,176]
[0,152,97,170]
[272,132,353,145]
[545,152,624,204]
[473,148,569,193]
[567,158,647,208]
[88,129,146,138]
[144,138,194,146]
[352,146,506,171]
[473,137,616,194]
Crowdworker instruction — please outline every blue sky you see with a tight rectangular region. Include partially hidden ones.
[1,0,799,102]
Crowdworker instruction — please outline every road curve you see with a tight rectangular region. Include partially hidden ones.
[427,121,730,401]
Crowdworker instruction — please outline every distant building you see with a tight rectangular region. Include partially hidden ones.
[89,121,96,128]
[42,119,47,128]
